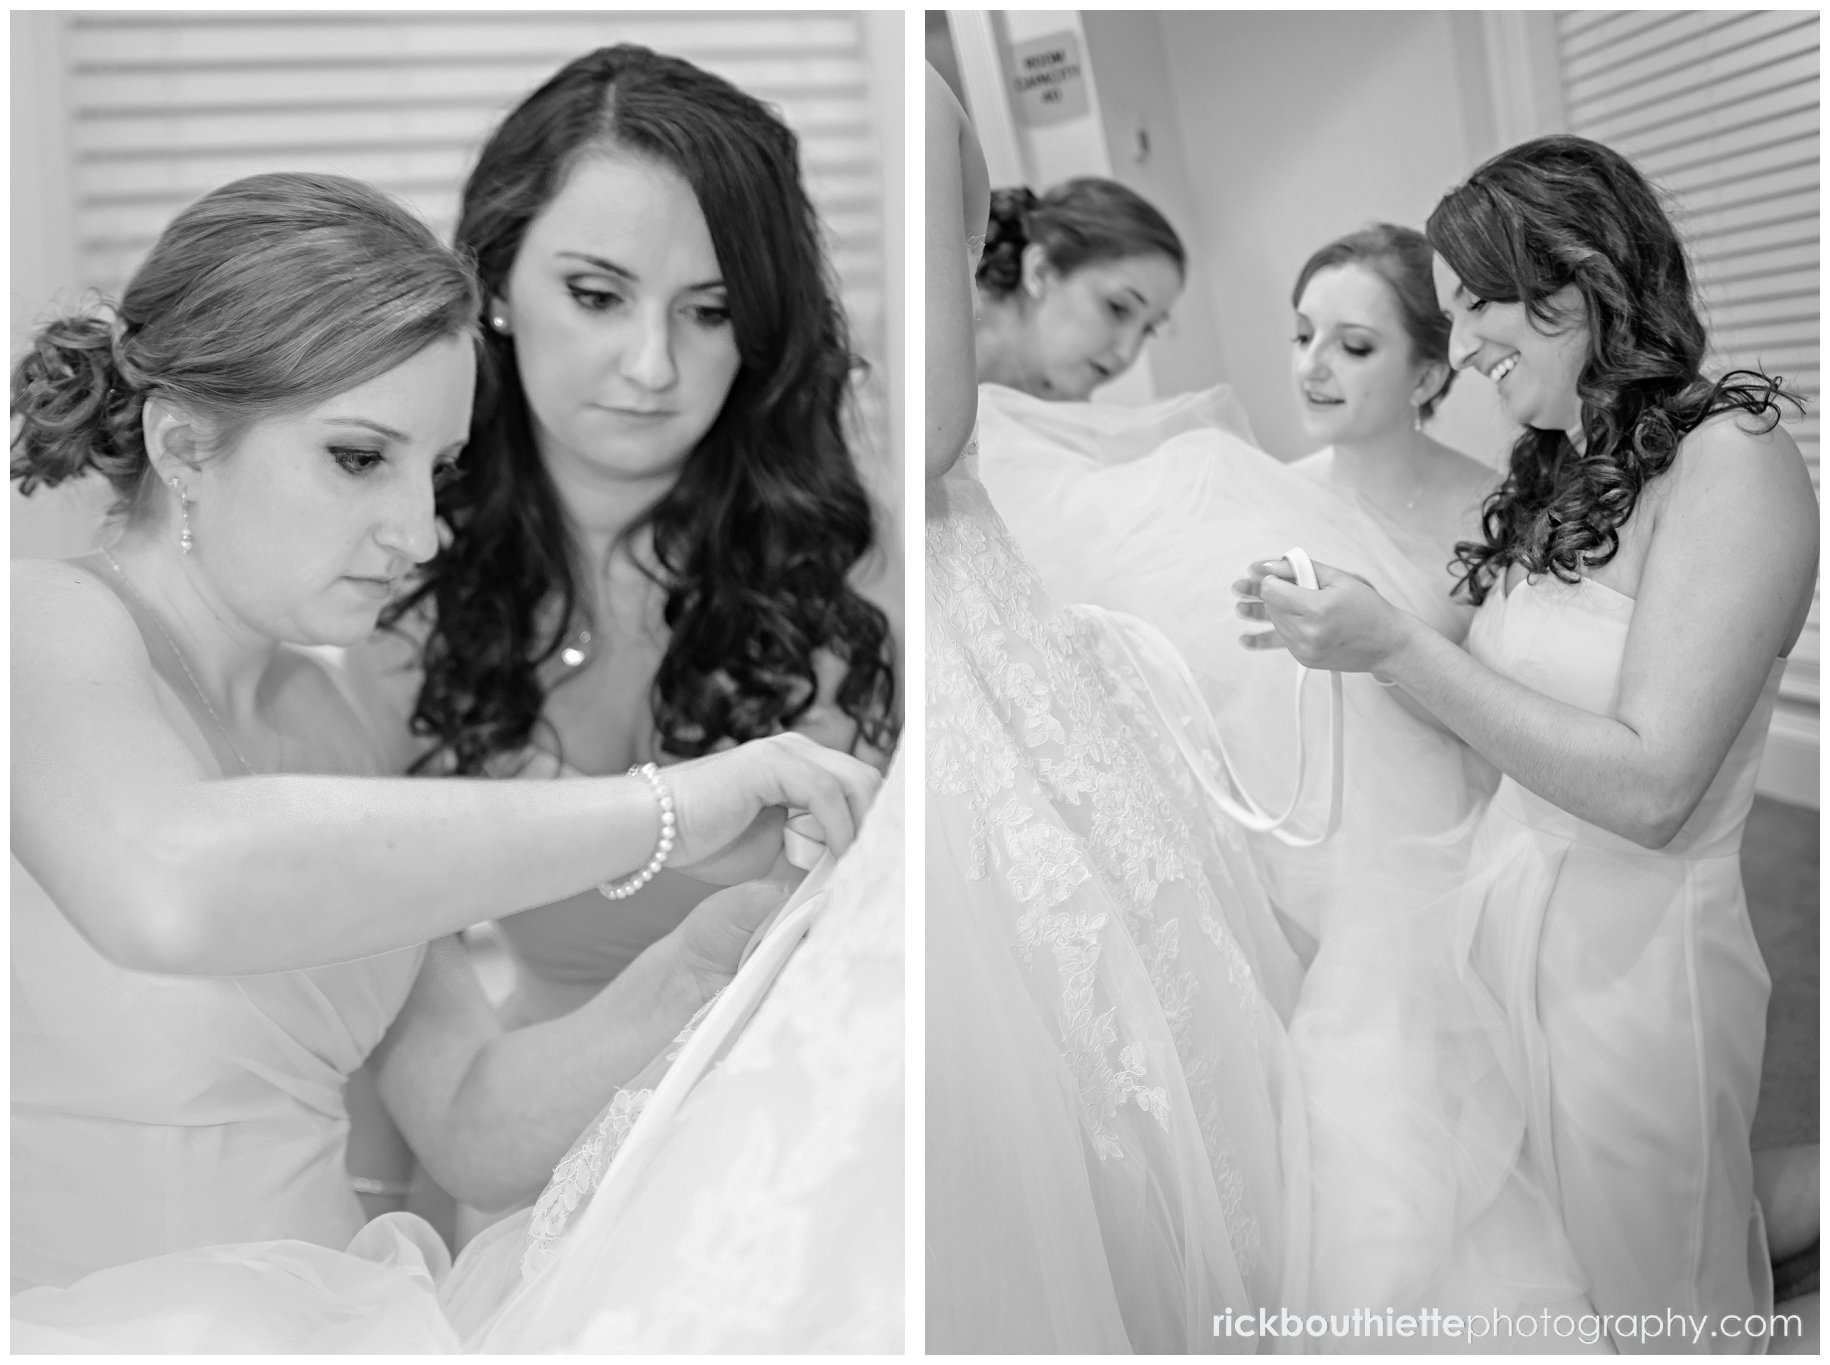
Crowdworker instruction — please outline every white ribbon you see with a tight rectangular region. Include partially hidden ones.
[1104,547,1344,849]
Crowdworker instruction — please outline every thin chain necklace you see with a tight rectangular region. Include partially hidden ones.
[1336,447,1427,521]
[100,545,255,776]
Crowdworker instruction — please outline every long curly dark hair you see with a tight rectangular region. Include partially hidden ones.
[389,45,897,773]
[1428,134,1800,606]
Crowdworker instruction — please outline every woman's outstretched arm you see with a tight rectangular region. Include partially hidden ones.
[12,560,877,975]
[372,879,791,1212]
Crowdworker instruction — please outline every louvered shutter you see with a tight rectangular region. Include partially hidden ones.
[1555,11,1819,722]
[58,10,892,470]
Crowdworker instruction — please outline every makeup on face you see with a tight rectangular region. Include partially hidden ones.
[1021,252,1182,401]
[190,335,476,646]
[1432,254,1588,440]
[500,153,742,482]
[1292,263,1429,444]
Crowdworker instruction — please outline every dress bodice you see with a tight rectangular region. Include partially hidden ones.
[11,855,424,1289]
[1466,572,1784,858]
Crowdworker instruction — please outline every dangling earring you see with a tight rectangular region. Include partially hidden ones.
[169,476,193,554]
[1412,404,1426,433]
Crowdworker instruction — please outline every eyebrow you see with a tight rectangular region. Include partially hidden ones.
[319,416,409,442]
[558,251,724,293]
[1293,311,1383,337]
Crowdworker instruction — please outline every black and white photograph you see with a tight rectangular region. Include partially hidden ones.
[9,3,1822,1357]
[11,10,903,1351]
[926,9,1818,1354]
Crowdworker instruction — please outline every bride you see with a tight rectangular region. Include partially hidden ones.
[925,67,1308,1354]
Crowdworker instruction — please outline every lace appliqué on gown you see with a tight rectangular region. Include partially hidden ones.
[562,771,904,1352]
[927,463,1284,1287]
[519,1006,712,1280]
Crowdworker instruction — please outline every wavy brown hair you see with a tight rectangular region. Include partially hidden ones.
[1428,135,1800,605]
[388,45,897,773]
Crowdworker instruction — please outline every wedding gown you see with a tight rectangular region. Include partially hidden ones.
[975,382,1495,945]
[973,387,1609,1348]
[925,442,1309,1353]
[1460,574,1779,1351]
[13,751,905,1352]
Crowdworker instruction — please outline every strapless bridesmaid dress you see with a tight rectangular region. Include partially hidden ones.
[1460,573,1780,1352]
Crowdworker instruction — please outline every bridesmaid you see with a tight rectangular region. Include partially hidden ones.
[9,171,880,1292]
[1288,222,1497,612]
[973,178,1184,400]
[357,45,899,1028]
[1240,134,1817,1348]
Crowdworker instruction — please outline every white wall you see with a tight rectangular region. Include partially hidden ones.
[1154,10,1518,465]
[1078,10,1226,402]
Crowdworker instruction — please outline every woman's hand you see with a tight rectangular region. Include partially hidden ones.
[1232,557,1413,673]
[665,732,880,885]
[664,879,797,1003]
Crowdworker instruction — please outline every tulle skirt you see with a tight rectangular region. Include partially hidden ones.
[14,755,906,1353]
[925,458,1308,1353]
[975,382,1494,946]
[971,389,1610,1352]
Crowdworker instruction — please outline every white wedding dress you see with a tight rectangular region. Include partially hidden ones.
[13,751,905,1352]
[976,382,1496,945]
[974,387,1607,1348]
[926,441,1310,1353]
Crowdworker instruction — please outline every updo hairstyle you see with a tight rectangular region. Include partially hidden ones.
[975,178,1185,301]
[12,171,480,515]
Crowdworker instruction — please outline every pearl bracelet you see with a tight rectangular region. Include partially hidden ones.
[598,762,676,901]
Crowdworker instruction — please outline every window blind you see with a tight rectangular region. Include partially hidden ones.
[1555,10,1819,715]
[60,10,892,466]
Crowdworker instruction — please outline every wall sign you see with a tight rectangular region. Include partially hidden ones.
[1009,31,1087,127]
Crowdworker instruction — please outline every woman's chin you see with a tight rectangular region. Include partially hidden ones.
[302,604,389,650]
[1298,407,1346,443]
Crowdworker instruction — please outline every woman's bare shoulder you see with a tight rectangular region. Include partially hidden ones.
[13,555,151,671]
[1669,406,1815,524]
[15,553,113,602]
